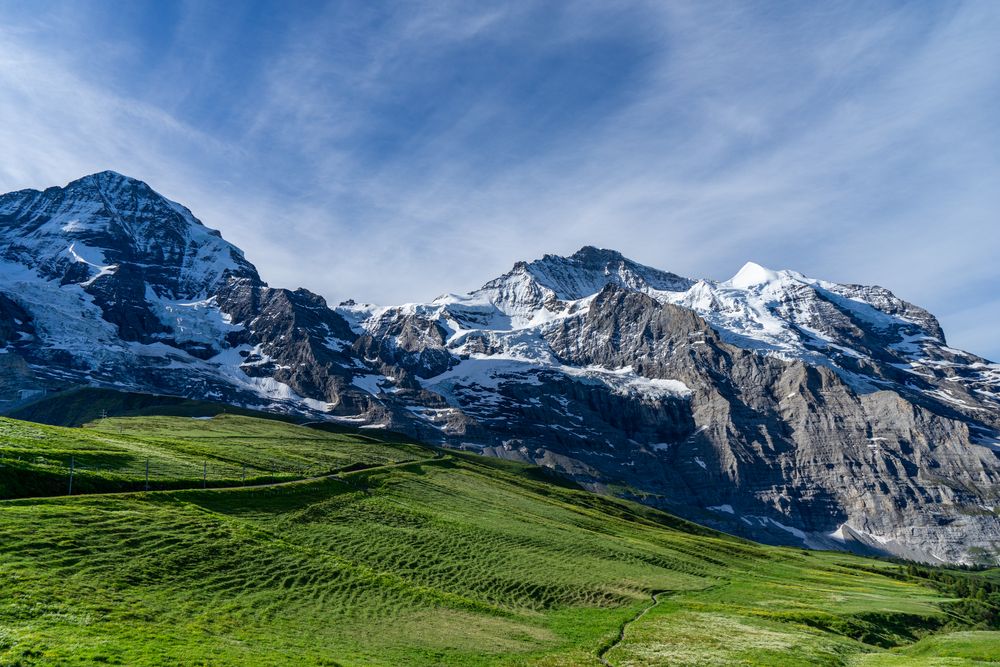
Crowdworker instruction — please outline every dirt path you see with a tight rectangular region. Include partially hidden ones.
[597,590,667,666]
[170,452,446,495]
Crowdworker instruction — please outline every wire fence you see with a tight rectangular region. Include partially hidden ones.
[0,450,352,497]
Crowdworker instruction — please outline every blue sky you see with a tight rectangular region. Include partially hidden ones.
[0,1,998,359]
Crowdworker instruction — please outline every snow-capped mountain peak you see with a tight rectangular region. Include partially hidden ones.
[725,261,787,289]
[501,245,694,299]
[453,246,695,327]
[1,171,259,298]
[0,172,270,392]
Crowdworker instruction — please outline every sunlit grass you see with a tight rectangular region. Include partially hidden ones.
[0,415,996,665]
[0,414,427,497]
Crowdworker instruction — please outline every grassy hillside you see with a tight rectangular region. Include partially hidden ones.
[0,414,427,498]
[0,415,997,666]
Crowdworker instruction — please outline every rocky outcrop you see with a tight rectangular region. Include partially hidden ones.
[0,293,32,348]
[353,308,457,381]
[216,280,380,417]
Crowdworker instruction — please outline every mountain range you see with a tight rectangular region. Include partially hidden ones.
[1,171,998,564]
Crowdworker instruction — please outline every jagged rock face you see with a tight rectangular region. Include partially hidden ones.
[0,172,259,344]
[0,173,370,414]
[544,285,718,372]
[0,171,258,292]
[467,246,693,326]
[539,285,999,562]
[500,245,694,300]
[215,280,380,417]
[353,308,456,381]
[340,261,1000,564]
[1,173,998,564]
[0,293,32,348]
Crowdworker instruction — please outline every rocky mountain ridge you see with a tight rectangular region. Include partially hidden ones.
[1,172,998,564]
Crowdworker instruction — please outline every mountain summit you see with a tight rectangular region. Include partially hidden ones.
[500,245,695,300]
[1,171,258,294]
[2,174,998,564]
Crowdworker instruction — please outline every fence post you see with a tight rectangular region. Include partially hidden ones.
[68,456,74,495]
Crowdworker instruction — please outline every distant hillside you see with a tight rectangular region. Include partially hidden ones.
[4,387,297,427]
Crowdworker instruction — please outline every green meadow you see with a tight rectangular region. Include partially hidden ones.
[0,414,996,665]
[0,414,427,497]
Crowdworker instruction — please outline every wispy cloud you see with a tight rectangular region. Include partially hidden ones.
[0,1,997,358]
